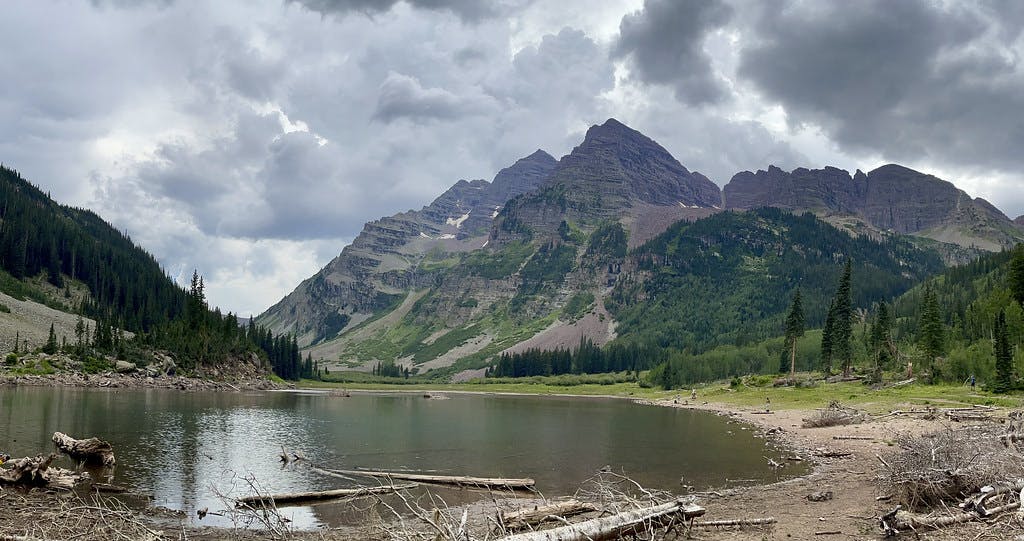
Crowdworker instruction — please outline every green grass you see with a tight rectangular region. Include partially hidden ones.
[297,373,1024,414]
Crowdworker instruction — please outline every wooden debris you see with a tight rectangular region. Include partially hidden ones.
[690,517,776,529]
[52,432,115,466]
[236,483,417,507]
[812,448,852,458]
[498,499,705,541]
[500,499,598,530]
[0,453,88,489]
[832,435,873,441]
[315,466,535,490]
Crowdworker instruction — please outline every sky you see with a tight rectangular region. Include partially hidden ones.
[2,0,1024,317]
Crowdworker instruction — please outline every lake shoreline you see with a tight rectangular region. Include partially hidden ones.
[0,367,288,391]
[0,379,997,539]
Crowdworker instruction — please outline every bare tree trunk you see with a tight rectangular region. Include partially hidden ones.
[236,483,417,507]
[500,500,598,531]
[52,432,115,466]
[498,499,704,541]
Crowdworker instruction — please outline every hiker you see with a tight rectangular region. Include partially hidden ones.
[968,374,976,389]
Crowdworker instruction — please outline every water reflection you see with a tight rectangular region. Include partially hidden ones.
[0,388,801,529]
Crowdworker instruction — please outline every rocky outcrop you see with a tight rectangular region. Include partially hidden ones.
[723,163,1022,252]
[257,150,556,345]
[1015,215,1024,227]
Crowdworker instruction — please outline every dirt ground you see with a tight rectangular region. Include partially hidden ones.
[656,399,1024,540]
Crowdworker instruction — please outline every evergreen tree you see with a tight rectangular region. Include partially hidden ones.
[833,259,854,376]
[783,288,805,378]
[43,323,58,354]
[821,299,835,374]
[918,283,945,375]
[1010,245,1024,307]
[870,300,895,370]
[993,309,1014,393]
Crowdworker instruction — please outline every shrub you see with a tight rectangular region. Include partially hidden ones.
[0,303,10,313]
[4,353,17,365]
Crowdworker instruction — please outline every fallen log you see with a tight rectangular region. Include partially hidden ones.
[498,499,704,541]
[691,517,776,529]
[315,466,535,490]
[52,432,115,466]
[236,483,417,507]
[500,500,598,530]
[880,502,1022,536]
[0,453,87,489]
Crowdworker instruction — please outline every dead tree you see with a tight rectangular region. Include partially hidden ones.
[52,432,115,466]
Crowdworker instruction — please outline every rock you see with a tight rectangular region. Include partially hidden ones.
[114,361,136,373]
[807,490,834,502]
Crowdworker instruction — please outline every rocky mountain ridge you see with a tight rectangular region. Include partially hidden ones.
[257,150,556,345]
[722,164,1021,254]
[259,119,1022,367]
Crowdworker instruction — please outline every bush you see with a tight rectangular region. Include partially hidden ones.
[4,353,17,365]
[0,303,10,313]
[82,356,113,374]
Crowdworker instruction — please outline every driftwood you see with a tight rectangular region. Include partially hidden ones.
[691,517,776,529]
[500,500,598,530]
[52,432,115,466]
[498,499,705,541]
[236,483,417,507]
[0,453,87,489]
[315,466,535,490]
[880,503,1021,536]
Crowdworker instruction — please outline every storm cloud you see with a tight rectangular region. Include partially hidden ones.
[2,0,1022,316]
[614,0,733,105]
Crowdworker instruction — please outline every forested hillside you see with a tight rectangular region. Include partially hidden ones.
[0,165,309,380]
[608,208,944,353]
[647,242,1024,389]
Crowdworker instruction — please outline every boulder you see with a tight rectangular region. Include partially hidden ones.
[114,360,136,373]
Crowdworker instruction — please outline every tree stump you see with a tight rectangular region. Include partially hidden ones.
[52,432,116,466]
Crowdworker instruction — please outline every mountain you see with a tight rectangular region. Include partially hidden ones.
[723,164,1022,254]
[1016,215,1024,227]
[492,119,721,248]
[260,119,1021,379]
[0,164,290,377]
[257,150,556,345]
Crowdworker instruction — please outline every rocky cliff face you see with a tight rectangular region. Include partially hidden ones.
[723,163,1022,252]
[1015,215,1024,227]
[492,118,721,245]
[257,150,556,345]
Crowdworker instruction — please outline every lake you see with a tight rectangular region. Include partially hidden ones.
[0,387,799,528]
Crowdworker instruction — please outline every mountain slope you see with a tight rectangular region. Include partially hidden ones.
[257,150,557,346]
[606,207,945,354]
[723,164,1022,254]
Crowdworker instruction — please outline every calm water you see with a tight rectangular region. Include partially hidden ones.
[0,387,798,528]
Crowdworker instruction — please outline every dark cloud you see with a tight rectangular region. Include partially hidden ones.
[738,0,1024,172]
[614,0,733,106]
[288,0,511,22]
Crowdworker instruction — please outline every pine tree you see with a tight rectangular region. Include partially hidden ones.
[993,309,1014,393]
[870,300,894,370]
[833,259,854,376]
[821,299,835,374]
[783,288,805,379]
[918,283,945,375]
[43,323,58,354]
[1010,245,1024,307]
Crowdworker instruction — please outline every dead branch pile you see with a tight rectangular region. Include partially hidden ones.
[52,432,116,466]
[879,425,1024,510]
[801,401,866,428]
[0,489,164,541]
